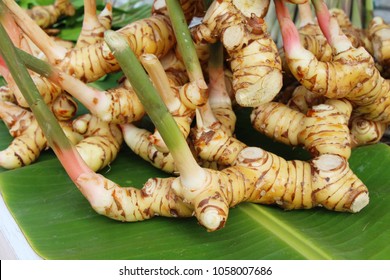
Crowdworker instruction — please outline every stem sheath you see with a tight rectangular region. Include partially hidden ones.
[104,30,204,184]
[165,0,205,85]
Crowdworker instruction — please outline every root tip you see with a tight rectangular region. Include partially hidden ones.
[279,19,303,55]
[199,208,226,231]
[350,193,369,213]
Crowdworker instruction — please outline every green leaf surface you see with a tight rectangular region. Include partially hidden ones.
[1,0,388,261]
[1,108,389,260]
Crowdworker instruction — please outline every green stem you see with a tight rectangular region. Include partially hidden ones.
[312,0,332,44]
[351,0,362,29]
[364,0,374,29]
[335,0,343,9]
[0,3,90,181]
[104,30,204,183]
[165,0,204,84]
[16,47,54,77]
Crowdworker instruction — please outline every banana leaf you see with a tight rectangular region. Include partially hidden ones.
[1,0,389,261]
[1,108,390,260]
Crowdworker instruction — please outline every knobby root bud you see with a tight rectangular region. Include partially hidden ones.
[350,116,387,147]
[172,145,369,231]
[192,121,245,166]
[51,93,77,121]
[330,9,372,53]
[73,114,123,172]
[152,0,204,23]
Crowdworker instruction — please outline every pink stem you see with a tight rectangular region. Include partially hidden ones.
[52,144,93,182]
[311,0,332,44]
[0,54,9,75]
[275,0,302,55]
[208,64,229,105]
[0,54,18,92]
[198,101,218,128]
[1,12,21,46]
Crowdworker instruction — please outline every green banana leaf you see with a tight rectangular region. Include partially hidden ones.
[1,108,390,260]
[1,0,388,261]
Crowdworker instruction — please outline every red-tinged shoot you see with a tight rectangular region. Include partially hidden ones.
[327,17,353,54]
[0,14,32,105]
[54,146,94,182]
[1,10,21,45]
[0,58,28,107]
[275,0,310,57]
[312,0,352,54]
[1,9,68,109]
[311,0,332,43]
[0,54,13,86]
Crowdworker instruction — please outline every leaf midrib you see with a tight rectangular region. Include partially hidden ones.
[239,204,333,260]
